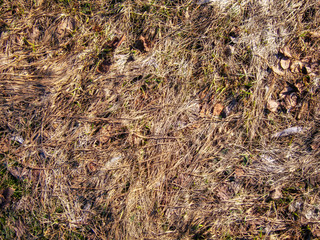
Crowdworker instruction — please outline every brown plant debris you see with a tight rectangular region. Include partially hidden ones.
[279,46,293,58]
[308,31,320,38]
[271,126,305,138]
[1,1,320,239]
[0,188,14,208]
[212,103,224,116]
[135,36,152,52]
[279,85,298,112]
[267,99,279,112]
[280,57,290,70]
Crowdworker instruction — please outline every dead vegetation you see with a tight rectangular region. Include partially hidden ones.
[0,0,320,239]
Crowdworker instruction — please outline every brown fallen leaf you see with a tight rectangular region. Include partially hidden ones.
[272,126,304,138]
[7,166,29,180]
[309,31,320,38]
[290,60,303,73]
[279,85,297,111]
[267,99,279,112]
[271,187,283,200]
[212,103,224,116]
[103,35,126,51]
[0,138,9,152]
[224,45,235,56]
[311,132,320,150]
[199,104,207,118]
[216,183,234,201]
[301,56,312,64]
[295,81,305,93]
[97,58,112,73]
[283,93,297,111]
[135,36,151,52]
[280,57,290,70]
[279,46,292,58]
[87,162,98,172]
[234,167,245,178]
[0,187,14,208]
[92,24,102,32]
[297,101,308,119]
[56,17,76,40]
[98,125,112,144]
[271,65,285,76]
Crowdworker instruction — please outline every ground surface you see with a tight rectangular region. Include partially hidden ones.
[0,0,320,239]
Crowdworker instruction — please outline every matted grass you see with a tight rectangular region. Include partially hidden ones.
[0,0,320,239]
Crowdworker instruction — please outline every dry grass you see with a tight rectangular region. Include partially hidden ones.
[0,0,320,239]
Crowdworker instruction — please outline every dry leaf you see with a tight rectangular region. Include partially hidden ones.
[283,93,297,111]
[279,85,295,99]
[271,187,283,200]
[98,125,112,143]
[56,17,76,39]
[92,24,102,32]
[271,126,304,138]
[0,138,9,152]
[0,187,14,208]
[280,57,290,70]
[87,162,97,172]
[271,65,285,76]
[297,101,308,120]
[199,105,207,118]
[7,166,29,180]
[212,103,224,116]
[97,59,112,73]
[135,36,151,52]
[290,60,303,73]
[216,184,234,201]
[267,99,279,112]
[295,81,304,93]
[224,45,234,56]
[279,46,292,58]
[309,31,320,38]
[104,35,126,50]
[234,167,245,178]
[311,132,320,150]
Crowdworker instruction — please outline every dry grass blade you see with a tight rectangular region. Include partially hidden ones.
[0,0,320,239]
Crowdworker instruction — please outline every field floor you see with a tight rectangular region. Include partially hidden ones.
[1,0,320,239]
